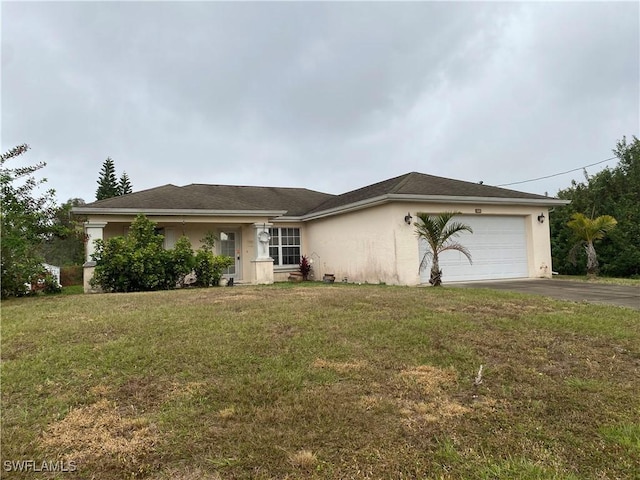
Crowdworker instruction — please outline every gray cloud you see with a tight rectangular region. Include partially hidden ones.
[2,2,637,203]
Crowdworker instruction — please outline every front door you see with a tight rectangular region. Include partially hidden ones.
[219,230,241,280]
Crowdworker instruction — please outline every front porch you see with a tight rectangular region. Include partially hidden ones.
[82,217,285,292]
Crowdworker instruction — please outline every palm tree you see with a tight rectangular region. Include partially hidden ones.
[567,213,617,277]
[415,212,473,286]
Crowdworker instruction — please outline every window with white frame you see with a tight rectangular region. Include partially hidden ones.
[269,227,301,267]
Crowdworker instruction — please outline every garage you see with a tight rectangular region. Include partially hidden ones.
[419,215,529,283]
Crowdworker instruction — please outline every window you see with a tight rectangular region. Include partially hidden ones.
[269,227,301,266]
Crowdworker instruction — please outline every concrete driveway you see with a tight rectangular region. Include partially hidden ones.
[453,278,640,310]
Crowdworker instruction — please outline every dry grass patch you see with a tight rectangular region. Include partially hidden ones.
[41,399,158,476]
[89,383,113,397]
[166,381,207,399]
[217,406,236,420]
[396,365,471,429]
[288,449,318,470]
[399,364,458,393]
[401,399,470,425]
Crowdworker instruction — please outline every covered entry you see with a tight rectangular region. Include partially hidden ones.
[419,215,529,283]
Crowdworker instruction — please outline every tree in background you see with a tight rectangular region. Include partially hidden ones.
[551,136,640,277]
[1,144,60,297]
[119,172,133,195]
[96,158,133,200]
[40,198,87,266]
[567,213,617,277]
[415,211,473,286]
[95,157,119,200]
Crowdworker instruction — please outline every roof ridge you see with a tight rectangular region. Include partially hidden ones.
[185,183,331,194]
[388,172,417,194]
[87,184,180,206]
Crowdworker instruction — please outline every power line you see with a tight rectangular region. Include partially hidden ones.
[496,156,618,187]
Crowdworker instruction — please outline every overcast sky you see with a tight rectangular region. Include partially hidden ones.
[2,1,638,204]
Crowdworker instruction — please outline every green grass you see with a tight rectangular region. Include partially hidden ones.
[61,285,84,295]
[2,284,639,479]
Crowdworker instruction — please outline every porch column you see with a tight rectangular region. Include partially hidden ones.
[251,222,274,284]
[83,221,107,293]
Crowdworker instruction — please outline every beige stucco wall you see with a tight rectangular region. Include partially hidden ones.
[305,203,553,286]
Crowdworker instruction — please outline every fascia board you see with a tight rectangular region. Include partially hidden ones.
[271,216,304,223]
[72,207,288,217]
[301,194,569,221]
[301,196,389,221]
[386,194,571,206]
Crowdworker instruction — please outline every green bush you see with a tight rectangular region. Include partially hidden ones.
[1,144,60,298]
[91,215,182,292]
[42,273,62,294]
[90,215,234,292]
[1,256,44,297]
[194,250,234,287]
[170,236,196,287]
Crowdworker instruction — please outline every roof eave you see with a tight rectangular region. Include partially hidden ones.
[301,194,570,221]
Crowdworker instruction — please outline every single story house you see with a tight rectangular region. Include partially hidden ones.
[73,172,569,291]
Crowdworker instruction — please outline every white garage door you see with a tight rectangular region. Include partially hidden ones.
[419,215,529,283]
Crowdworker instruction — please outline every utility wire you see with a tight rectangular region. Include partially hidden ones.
[496,156,618,187]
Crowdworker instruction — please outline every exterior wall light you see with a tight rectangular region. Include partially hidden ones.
[404,212,413,225]
[537,213,546,224]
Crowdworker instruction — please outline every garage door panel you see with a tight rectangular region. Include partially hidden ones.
[419,216,528,283]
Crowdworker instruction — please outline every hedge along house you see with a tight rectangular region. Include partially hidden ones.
[73,172,569,292]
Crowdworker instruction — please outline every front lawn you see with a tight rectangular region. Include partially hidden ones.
[2,284,638,479]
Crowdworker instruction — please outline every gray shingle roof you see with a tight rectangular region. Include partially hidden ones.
[80,183,334,216]
[305,172,554,214]
[78,172,559,217]
[185,184,334,216]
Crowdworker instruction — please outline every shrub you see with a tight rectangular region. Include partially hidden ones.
[1,144,60,298]
[170,236,196,287]
[42,273,62,294]
[299,255,312,280]
[194,250,234,287]
[90,215,235,292]
[91,215,181,292]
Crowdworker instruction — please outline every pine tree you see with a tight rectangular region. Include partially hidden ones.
[96,157,119,200]
[119,172,133,195]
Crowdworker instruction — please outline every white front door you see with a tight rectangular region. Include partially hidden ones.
[219,230,241,280]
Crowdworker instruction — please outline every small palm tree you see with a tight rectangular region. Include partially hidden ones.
[415,212,473,286]
[567,213,617,277]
